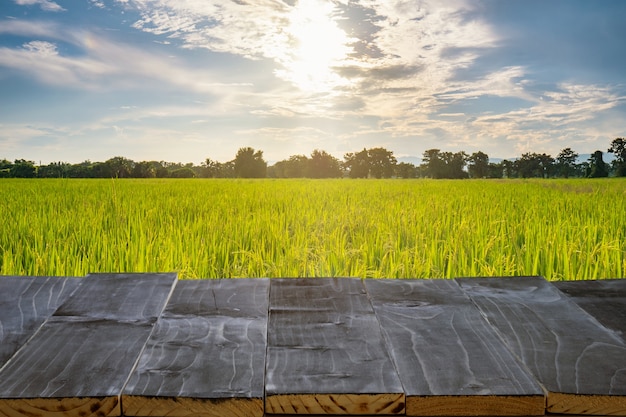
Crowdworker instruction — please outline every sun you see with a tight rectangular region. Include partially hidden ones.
[276,0,354,93]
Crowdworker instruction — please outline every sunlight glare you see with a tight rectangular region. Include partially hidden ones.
[276,0,354,93]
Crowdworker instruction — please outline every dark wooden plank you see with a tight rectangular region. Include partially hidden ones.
[265,278,405,415]
[365,279,545,417]
[54,273,177,323]
[0,276,80,367]
[457,276,626,416]
[554,279,626,340]
[0,273,177,417]
[122,278,269,417]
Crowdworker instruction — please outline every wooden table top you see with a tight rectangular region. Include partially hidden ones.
[0,275,624,417]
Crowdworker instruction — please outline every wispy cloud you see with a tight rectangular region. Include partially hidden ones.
[469,83,626,153]
[14,0,65,12]
[0,21,254,96]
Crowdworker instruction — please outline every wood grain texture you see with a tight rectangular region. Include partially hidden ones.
[122,279,269,417]
[0,276,80,367]
[365,279,545,416]
[0,397,120,417]
[0,273,177,417]
[265,278,405,415]
[265,393,405,415]
[554,279,626,341]
[457,276,626,416]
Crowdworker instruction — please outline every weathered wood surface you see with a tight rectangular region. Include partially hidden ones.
[554,279,626,341]
[0,273,177,417]
[265,278,405,415]
[365,279,545,416]
[54,273,177,323]
[0,276,80,367]
[2,275,626,416]
[457,276,626,416]
[122,278,269,417]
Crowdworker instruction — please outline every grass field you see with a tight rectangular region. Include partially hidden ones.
[1,178,624,280]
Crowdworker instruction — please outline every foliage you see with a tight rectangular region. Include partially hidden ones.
[2,137,625,179]
[343,149,370,178]
[555,148,579,179]
[10,159,37,178]
[468,151,489,178]
[395,162,419,178]
[308,149,342,178]
[170,167,196,178]
[233,147,267,178]
[608,138,626,177]
[1,178,623,280]
[367,147,397,178]
[587,151,609,178]
[421,149,467,178]
[269,155,309,178]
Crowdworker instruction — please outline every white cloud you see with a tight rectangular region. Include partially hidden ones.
[0,20,60,38]
[129,0,291,59]
[22,40,58,56]
[89,0,105,9]
[0,42,106,87]
[0,23,255,97]
[14,0,65,12]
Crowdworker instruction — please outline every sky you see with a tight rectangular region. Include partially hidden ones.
[1,0,625,165]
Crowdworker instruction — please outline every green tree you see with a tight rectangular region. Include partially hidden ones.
[233,147,266,178]
[367,147,397,178]
[608,138,626,176]
[308,150,342,178]
[343,149,369,178]
[67,160,95,178]
[488,162,504,178]
[587,150,609,178]
[468,151,489,178]
[395,162,419,178]
[170,167,196,178]
[421,149,444,178]
[38,162,71,178]
[105,156,135,178]
[286,155,309,178]
[132,161,157,178]
[204,158,223,178]
[269,155,309,178]
[0,159,11,178]
[501,159,516,178]
[150,161,169,178]
[555,148,579,178]
[10,159,37,178]
[440,151,468,179]
[515,153,553,178]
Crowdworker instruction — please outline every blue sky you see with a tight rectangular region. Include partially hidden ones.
[1,0,625,165]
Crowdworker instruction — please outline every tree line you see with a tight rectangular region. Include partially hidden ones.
[2,138,625,179]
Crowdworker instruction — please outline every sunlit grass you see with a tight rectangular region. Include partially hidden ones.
[1,178,624,280]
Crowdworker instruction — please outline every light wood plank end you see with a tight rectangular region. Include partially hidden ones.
[265,393,405,415]
[549,392,626,416]
[407,394,545,416]
[0,396,120,417]
[121,395,263,417]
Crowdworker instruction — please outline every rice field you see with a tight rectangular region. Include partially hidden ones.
[1,178,624,280]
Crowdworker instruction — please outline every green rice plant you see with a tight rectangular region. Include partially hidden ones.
[0,178,624,280]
